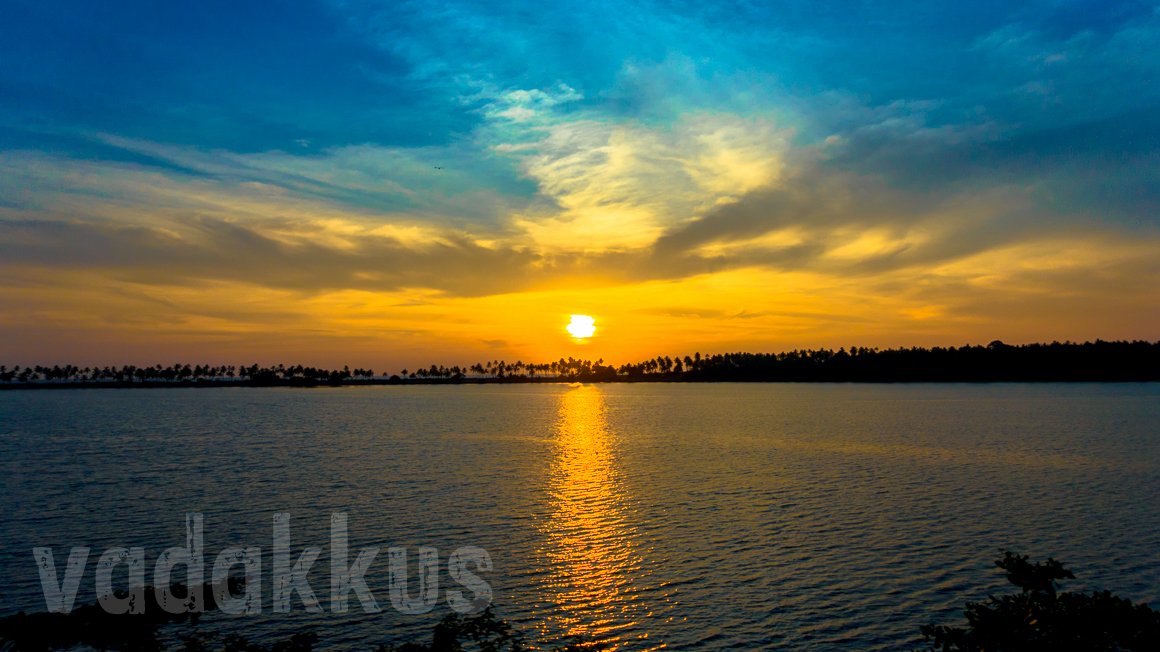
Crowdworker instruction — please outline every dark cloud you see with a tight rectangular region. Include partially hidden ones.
[0,217,530,296]
[821,106,1160,203]
[649,161,1046,281]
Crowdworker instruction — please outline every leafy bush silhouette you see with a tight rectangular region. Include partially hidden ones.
[375,606,526,652]
[0,580,242,652]
[919,551,1160,651]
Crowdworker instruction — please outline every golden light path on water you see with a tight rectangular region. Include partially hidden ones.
[536,385,661,650]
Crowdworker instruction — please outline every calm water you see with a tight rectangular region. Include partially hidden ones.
[1,383,1158,650]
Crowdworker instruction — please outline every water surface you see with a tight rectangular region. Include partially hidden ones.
[1,383,1158,650]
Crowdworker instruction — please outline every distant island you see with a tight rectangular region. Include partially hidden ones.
[1,340,1158,389]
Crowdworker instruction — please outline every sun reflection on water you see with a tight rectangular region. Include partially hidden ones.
[536,385,657,649]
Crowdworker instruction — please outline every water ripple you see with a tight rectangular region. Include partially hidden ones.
[0,383,1158,650]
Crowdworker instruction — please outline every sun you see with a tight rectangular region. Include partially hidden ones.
[566,314,596,339]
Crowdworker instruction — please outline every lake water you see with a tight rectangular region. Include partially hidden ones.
[1,383,1158,650]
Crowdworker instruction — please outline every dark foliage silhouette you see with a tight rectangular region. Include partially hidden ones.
[919,552,1160,651]
[0,580,241,652]
[2,340,1158,388]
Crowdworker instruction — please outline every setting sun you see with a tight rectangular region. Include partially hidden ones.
[566,314,597,339]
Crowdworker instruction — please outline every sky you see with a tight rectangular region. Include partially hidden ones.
[1,0,1158,369]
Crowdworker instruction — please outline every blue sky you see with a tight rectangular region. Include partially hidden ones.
[1,0,1158,365]
[6,1,1157,154]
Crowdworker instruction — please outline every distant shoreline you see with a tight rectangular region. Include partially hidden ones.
[4,340,1158,389]
[2,376,1159,391]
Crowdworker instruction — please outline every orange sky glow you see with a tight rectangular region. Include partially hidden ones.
[3,4,1159,370]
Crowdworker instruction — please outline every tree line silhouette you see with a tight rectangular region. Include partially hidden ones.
[1,340,1158,388]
